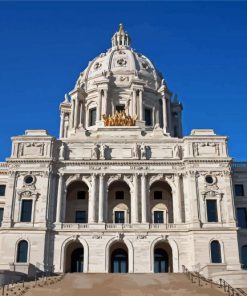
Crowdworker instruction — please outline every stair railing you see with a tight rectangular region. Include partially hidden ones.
[182,265,246,296]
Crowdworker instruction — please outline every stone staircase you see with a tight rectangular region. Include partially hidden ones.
[2,273,247,296]
[22,273,227,296]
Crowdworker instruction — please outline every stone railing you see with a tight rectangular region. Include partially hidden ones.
[57,222,188,231]
[61,223,89,230]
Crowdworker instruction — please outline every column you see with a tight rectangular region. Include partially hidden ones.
[59,112,64,138]
[70,99,75,128]
[141,173,147,223]
[56,173,64,223]
[224,171,235,224]
[97,90,102,121]
[73,98,79,128]
[132,90,137,116]
[131,174,139,223]
[173,174,182,223]
[98,174,105,223]
[79,102,83,127]
[167,98,172,133]
[187,171,200,226]
[162,97,168,132]
[88,174,96,223]
[139,90,143,121]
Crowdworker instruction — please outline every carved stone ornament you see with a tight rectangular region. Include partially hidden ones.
[17,190,40,201]
[91,143,100,160]
[92,233,103,239]
[201,190,223,200]
[140,143,147,160]
[107,174,122,186]
[136,233,148,240]
[117,58,127,66]
[94,62,102,70]
[117,232,125,240]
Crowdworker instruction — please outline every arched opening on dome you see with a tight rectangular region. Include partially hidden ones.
[149,181,173,223]
[107,181,131,224]
[65,181,89,223]
[153,241,173,273]
[64,241,84,273]
[109,242,128,273]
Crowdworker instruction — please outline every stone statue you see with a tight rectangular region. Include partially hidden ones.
[174,144,181,159]
[140,142,146,159]
[59,143,65,160]
[92,144,99,160]
[100,143,106,160]
[133,143,139,159]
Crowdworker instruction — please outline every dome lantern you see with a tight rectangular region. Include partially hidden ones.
[111,23,131,47]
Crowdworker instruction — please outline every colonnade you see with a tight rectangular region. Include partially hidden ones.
[55,173,184,225]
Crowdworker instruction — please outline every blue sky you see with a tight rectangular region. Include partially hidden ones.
[0,1,247,161]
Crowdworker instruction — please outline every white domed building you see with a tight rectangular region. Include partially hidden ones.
[0,25,247,285]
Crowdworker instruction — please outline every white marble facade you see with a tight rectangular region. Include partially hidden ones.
[0,25,246,278]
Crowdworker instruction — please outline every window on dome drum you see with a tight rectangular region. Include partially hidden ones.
[89,108,96,126]
[20,200,32,222]
[206,200,218,222]
[17,240,28,263]
[154,211,164,224]
[0,185,6,196]
[144,108,152,126]
[174,126,178,137]
[115,211,125,223]
[237,208,247,229]
[154,191,162,200]
[235,184,245,197]
[77,191,86,200]
[116,105,125,112]
[75,211,86,223]
[115,191,124,200]
[210,240,222,263]
[0,208,4,225]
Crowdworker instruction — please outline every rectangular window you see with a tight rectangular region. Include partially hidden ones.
[116,105,125,112]
[235,184,245,197]
[77,191,86,200]
[154,211,164,223]
[0,208,4,224]
[145,108,152,126]
[0,185,6,196]
[206,200,218,222]
[237,208,247,229]
[115,211,125,223]
[89,108,96,126]
[75,211,86,223]
[20,200,32,222]
[115,191,124,200]
[154,191,162,200]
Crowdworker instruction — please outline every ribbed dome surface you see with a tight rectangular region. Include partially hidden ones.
[76,25,163,92]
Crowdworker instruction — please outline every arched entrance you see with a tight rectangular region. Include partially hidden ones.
[71,248,84,272]
[109,242,128,273]
[111,249,128,273]
[154,248,169,273]
[153,241,173,273]
[65,241,84,273]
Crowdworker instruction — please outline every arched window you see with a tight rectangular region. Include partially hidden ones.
[241,245,247,269]
[17,240,28,263]
[210,240,222,263]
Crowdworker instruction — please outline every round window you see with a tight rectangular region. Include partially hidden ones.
[205,175,214,185]
[24,175,34,185]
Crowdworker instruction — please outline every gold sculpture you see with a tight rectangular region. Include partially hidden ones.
[102,111,137,126]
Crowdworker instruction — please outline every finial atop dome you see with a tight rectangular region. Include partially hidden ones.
[119,23,124,33]
[112,23,131,48]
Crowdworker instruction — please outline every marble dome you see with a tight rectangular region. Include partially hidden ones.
[76,24,163,92]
